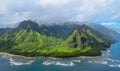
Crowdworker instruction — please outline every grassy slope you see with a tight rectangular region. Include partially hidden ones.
[0,29,102,57]
[0,23,110,58]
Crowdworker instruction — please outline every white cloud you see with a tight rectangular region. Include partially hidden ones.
[101,22,120,29]
[98,0,106,3]
[110,13,120,20]
[102,22,120,34]
[102,22,117,26]
[0,0,120,27]
[37,0,72,7]
[0,3,8,14]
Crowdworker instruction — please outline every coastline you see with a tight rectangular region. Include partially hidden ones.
[0,52,35,59]
[0,52,99,59]
[77,56,99,58]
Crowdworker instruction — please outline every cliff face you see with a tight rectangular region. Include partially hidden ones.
[0,20,111,57]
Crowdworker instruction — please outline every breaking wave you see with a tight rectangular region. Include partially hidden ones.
[88,60,108,64]
[88,58,120,68]
[42,59,79,67]
[42,60,55,65]
[55,61,74,67]
[72,60,81,63]
[109,64,120,68]
[9,58,35,66]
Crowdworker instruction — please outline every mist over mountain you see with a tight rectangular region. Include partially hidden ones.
[86,23,120,42]
[0,20,119,43]
[114,28,120,34]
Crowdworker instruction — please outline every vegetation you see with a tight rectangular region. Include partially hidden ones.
[0,20,111,58]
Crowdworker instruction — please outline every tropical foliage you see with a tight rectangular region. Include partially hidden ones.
[0,20,111,57]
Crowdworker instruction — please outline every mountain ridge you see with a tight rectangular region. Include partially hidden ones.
[0,20,112,57]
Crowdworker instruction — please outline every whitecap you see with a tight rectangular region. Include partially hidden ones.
[109,64,119,68]
[88,60,93,63]
[107,50,111,53]
[55,61,74,67]
[105,58,120,63]
[102,61,108,64]
[72,60,81,63]
[88,60,108,65]
[43,60,55,65]
[88,58,120,68]
[9,58,34,66]
[94,60,108,64]
[105,58,115,62]
[109,64,117,67]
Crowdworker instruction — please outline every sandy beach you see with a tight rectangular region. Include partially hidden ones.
[0,52,98,59]
[0,52,35,59]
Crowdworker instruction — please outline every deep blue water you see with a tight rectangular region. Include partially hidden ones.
[0,41,120,71]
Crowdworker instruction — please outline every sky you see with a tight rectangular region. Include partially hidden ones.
[0,0,120,30]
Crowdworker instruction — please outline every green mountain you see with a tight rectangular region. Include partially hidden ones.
[0,20,111,57]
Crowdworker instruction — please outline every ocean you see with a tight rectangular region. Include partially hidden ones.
[0,41,120,71]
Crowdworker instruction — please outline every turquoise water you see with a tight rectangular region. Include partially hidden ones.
[0,42,120,71]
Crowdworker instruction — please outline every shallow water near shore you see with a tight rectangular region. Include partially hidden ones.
[0,41,120,71]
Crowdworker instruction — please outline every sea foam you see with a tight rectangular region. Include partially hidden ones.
[72,60,81,63]
[43,60,55,65]
[55,61,74,67]
[42,60,75,67]
[88,58,120,68]
[9,58,34,66]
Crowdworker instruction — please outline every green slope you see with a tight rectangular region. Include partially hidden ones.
[0,20,111,57]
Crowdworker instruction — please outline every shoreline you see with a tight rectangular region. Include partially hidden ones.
[0,52,35,59]
[0,52,99,59]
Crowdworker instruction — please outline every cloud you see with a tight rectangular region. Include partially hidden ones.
[114,28,120,34]
[37,0,72,7]
[102,22,117,26]
[0,0,120,28]
[102,22,120,28]
[102,22,120,34]
[110,13,120,20]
